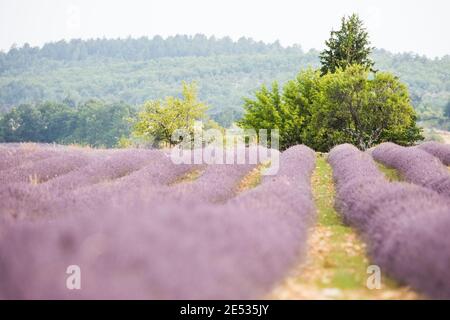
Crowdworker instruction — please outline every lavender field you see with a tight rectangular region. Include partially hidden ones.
[0,142,449,299]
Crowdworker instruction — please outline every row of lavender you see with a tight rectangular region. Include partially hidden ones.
[0,143,316,299]
[1,144,282,219]
[372,142,450,197]
[418,141,450,166]
[329,144,450,299]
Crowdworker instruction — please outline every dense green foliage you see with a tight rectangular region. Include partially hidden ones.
[320,14,375,75]
[0,35,287,72]
[238,70,318,150]
[0,35,449,128]
[239,16,423,151]
[308,66,422,150]
[239,66,422,151]
[132,82,209,146]
[0,100,134,147]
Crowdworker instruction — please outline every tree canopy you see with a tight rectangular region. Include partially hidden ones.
[239,14,423,151]
[0,100,134,147]
[308,65,422,150]
[239,66,422,151]
[0,35,449,128]
[132,82,209,146]
[238,70,320,150]
[320,14,375,75]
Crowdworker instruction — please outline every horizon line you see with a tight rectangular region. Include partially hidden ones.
[1,34,449,60]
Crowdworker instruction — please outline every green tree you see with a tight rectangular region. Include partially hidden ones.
[0,104,44,142]
[308,65,422,150]
[68,100,134,147]
[239,66,423,151]
[37,102,76,142]
[0,100,135,147]
[282,69,321,147]
[132,82,208,146]
[320,13,375,75]
[237,82,285,147]
[238,70,320,150]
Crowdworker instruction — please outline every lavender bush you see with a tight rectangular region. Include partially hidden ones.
[0,148,196,220]
[0,144,316,299]
[417,141,450,166]
[41,149,162,193]
[329,144,450,299]
[55,146,270,214]
[372,142,450,197]
[0,152,93,184]
[0,144,60,171]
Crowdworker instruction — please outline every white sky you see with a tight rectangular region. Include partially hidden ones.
[0,0,449,57]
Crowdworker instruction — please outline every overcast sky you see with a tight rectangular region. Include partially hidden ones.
[1,0,449,57]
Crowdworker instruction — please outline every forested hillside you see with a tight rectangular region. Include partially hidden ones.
[1,35,449,127]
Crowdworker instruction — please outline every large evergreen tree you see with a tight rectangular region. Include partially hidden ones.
[320,13,375,75]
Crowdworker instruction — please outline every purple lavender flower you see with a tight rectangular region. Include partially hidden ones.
[417,141,450,166]
[0,144,316,299]
[329,144,450,299]
[372,142,450,197]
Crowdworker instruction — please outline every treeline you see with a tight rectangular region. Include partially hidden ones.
[0,35,293,73]
[1,34,450,128]
[0,52,318,126]
[0,101,134,147]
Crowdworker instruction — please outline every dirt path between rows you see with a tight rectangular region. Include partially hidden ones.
[267,154,419,299]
